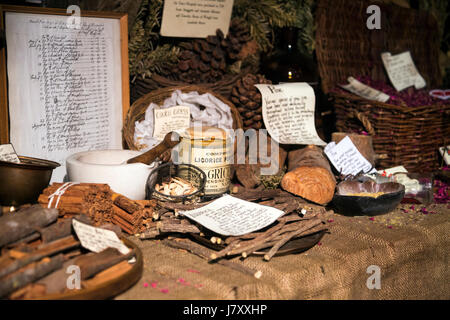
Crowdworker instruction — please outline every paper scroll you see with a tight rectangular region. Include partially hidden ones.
[255,83,326,146]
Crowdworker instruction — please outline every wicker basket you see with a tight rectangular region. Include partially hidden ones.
[315,0,450,172]
[123,85,243,151]
[130,74,244,104]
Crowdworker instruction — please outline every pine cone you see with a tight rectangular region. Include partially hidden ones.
[171,18,254,84]
[173,32,227,84]
[231,74,272,130]
[223,18,252,60]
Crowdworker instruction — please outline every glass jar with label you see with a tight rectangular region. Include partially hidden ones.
[177,126,232,197]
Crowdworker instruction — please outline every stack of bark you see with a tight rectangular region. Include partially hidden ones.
[111,195,156,235]
[38,183,113,224]
[38,183,157,235]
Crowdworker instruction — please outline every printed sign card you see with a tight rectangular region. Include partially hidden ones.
[324,136,376,176]
[179,195,285,236]
[255,82,326,146]
[160,0,234,38]
[153,105,191,141]
[340,77,390,103]
[381,51,426,91]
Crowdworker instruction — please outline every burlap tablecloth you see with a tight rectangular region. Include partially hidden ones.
[116,204,449,300]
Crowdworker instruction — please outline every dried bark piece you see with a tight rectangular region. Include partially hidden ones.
[281,145,336,206]
[0,205,58,247]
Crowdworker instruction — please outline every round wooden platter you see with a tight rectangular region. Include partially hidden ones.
[37,238,143,300]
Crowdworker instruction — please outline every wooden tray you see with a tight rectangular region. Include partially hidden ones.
[37,238,143,300]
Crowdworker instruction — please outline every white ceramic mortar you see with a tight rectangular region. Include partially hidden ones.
[66,149,158,200]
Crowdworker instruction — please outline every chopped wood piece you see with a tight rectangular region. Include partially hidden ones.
[0,205,58,247]
[73,248,135,280]
[39,215,91,243]
[81,260,132,289]
[0,236,80,279]
[0,254,64,298]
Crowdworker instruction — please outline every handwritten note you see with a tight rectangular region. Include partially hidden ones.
[153,106,191,141]
[381,51,426,91]
[160,0,234,38]
[255,83,326,146]
[324,136,376,176]
[0,144,20,163]
[179,195,284,236]
[72,219,130,255]
[340,77,390,103]
[5,12,123,182]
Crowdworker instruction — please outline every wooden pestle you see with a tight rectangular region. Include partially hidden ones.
[126,132,181,165]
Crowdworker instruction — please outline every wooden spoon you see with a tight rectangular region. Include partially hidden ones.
[126,132,181,165]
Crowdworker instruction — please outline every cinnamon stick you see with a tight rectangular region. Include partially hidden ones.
[113,195,142,214]
[112,205,143,225]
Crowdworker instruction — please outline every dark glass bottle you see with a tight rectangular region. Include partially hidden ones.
[262,27,318,86]
[261,27,334,141]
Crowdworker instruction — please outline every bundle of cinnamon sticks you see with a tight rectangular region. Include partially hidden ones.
[38,183,157,235]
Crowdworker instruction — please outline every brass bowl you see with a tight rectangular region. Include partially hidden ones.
[0,156,60,206]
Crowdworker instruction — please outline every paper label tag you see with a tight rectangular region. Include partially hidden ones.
[255,83,326,146]
[160,0,234,38]
[324,136,376,176]
[0,144,21,163]
[153,105,191,141]
[381,51,426,91]
[72,219,130,255]
[179,195,284,236]
[340,77,390,102]
[439,146,450,165]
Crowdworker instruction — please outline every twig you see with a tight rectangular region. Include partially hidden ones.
[162,239,262,279]
[214,218,323,260]
[264,224,326,261]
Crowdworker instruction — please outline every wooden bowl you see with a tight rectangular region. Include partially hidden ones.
[333,180,405,216]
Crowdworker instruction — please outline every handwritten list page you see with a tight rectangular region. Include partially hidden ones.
[5,12,123,182]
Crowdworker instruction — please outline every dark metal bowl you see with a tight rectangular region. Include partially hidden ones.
[0,156,60,206]
[333,180,405,216]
